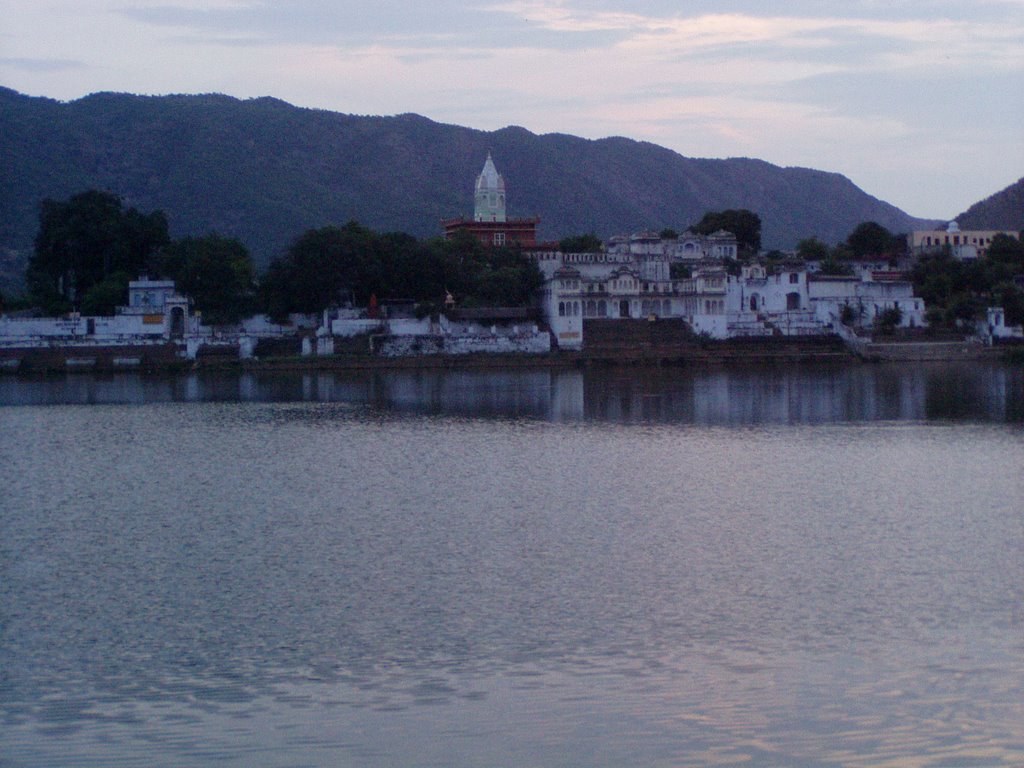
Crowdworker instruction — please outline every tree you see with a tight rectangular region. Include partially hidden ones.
[260,222,381,317]
[669,263,691,279]
[874,306,903,334]
[27,190,169,312]
[660,228,679,240]
[80,271,131,316]
[946,293,983,328]
[158,234,255,324]
[987,234,1024,266]
[796,237,830,262]
[258,223,543,320]
[995,283,1024,327]
[819,258,854,276]
[559,233,603,253]
[693,209,761,254]
[846,221,897,258]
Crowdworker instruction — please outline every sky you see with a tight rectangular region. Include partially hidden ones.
[2,0,1023,220]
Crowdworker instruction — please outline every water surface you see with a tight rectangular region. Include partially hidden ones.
[2,363,1023,766]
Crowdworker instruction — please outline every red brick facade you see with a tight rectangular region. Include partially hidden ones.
[442,217,540,248]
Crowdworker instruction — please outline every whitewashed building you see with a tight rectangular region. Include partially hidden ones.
[607,229,739,262]
[808,275,927,329]
[0,278,194,348]
[532,245,929,347]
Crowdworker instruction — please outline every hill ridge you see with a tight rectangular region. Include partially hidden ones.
[2,87,943,276]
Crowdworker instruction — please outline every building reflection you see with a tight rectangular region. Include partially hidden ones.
[1,362,1021,423]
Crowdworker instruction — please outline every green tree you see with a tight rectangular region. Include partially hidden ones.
[669,263,691,279]
[27,190,169,312]
[818,258,854,276]
[260,222,381,317]
[660,228,679,240]
[80,271,131,316]
[559,233,603,253]
[987,234,1024,266]
[431,231,543,307]
[830,243,855,261]
[946,293,983,328]
[158,234,255,324]
[796,237,830,261]
[874,306,903,334]
[995,283,1024,327]
[259,224,543,319]
[846,221,897,258]
[693,209,761,254]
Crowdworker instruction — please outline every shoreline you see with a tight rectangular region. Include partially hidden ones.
[1,335,1017,376]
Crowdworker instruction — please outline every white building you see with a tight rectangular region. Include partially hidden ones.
[533,246,735,346]
[0,277,194,348]
[532,247,929,347]
[807,275,926,330]
[607,229,739,262]
[983,307,1024,341]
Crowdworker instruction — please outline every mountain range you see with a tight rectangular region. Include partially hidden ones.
[1,86,1019,288]
[955,177,1024,233]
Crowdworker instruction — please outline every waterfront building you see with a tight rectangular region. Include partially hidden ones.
[531,244,928,347]
[532,246,734,347]
[909,221,1019,260]
[0,277,194,348]
[807,274,926,329]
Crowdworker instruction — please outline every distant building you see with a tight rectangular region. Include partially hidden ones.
[607,229,738,261]
[909,221,1019,260]
[120,277,191,337]
[442,153,539,247]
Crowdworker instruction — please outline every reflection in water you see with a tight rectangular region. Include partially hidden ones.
[2,364,1024,766]
[2,361,1023,423]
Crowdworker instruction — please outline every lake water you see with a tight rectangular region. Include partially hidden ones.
[2,362,1023,767]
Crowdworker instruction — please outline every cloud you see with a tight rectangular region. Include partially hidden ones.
[0,57,86,73]
[0,0,1020,216]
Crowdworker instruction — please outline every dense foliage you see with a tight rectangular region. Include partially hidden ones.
[910,235,1024,327]
[25,193,543,321]
[260,224,544,320]
[156,234,256,324]
[558,233,603,253]
[28,190,169,314]
[845,221,905,258]
[691,209,762,255]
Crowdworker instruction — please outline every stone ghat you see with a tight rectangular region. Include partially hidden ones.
[579,319,851,362]
[0,344,186,373]
[860,339,994,361]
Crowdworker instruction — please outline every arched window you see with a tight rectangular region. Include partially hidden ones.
[598,300,607,317]
[558,302,565,317]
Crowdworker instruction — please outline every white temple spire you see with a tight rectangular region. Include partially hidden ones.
[474,152,506,222]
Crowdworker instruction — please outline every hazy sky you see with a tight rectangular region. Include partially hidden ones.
[2,0,1022,219]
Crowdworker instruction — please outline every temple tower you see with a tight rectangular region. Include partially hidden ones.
[474,153,506,222]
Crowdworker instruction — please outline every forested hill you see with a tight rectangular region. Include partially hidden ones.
[2,87,937,272]
[956,178,1024,232]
